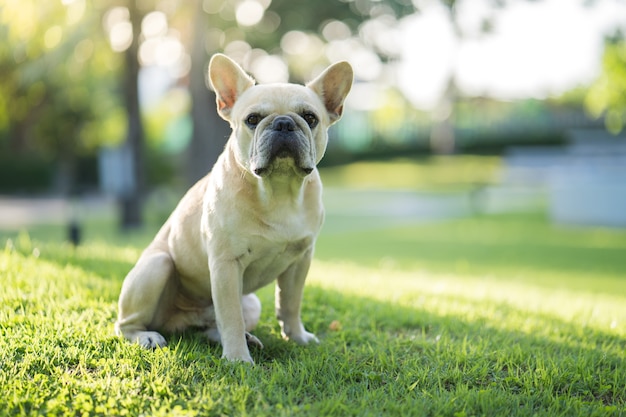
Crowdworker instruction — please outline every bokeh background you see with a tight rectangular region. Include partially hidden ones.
[1,0,625,232]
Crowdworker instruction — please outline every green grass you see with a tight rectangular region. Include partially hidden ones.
[2,212,624,416]
[320,155,503,191]
[1,154,625,416]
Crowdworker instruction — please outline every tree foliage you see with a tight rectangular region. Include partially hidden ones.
[585,35,626,134]
[0,0,122,156]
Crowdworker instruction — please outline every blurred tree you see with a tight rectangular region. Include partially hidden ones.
[585,33,626,134]
[0,0,160,229]
[118,0,147,229]
[262,0,415,49]
[185,0,231,185]
[0,0,122,193]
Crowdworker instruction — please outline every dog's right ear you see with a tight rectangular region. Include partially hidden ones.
[306,61,353,125]
[209,54,255,121]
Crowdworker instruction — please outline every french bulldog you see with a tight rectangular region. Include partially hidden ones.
[115,53,353,363]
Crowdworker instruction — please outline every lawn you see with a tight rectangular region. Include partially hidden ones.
[1,157,625,416]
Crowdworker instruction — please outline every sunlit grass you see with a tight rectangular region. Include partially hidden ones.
[320,155,502,191]
[310,260,625,338]
[316,212,626,296]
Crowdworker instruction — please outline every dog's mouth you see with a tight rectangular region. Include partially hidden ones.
[251,117,315,178]
[252,155,314,178]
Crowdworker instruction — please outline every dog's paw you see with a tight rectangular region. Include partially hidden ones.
[135,331,167,349]
[245,332,264,349]
[222,349,255,364]
[286,330,319,346]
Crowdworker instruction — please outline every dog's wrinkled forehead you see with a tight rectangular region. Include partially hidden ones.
[233,84,326,120]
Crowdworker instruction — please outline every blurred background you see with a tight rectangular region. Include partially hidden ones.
[1,0,625,234]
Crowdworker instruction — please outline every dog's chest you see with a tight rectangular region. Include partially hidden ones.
[202,171,323,293]
[240,233,313,293]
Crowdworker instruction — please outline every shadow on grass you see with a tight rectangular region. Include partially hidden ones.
[154,284,625,414]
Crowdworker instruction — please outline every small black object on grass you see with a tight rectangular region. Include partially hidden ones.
[68,220,81,247]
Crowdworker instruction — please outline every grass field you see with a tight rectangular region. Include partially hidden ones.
[1,158,625,416]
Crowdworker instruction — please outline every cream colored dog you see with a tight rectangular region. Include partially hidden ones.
[115,54,353,363]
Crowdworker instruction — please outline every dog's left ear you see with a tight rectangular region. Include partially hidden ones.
[209,54,256,121]
[307,61,353,124]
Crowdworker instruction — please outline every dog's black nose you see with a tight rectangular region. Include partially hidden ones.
[272,116,296,132]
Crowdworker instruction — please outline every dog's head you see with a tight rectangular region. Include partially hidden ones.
[209,54,353,178]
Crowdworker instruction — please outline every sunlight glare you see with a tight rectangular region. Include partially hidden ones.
[203,0,222,14]
[44,26,63,50]
[322,20,351,41]
[399,0,626,105]
[103,7,133,52]
[360,15,402,57]
[349,49,382,81]
[109,21,133,52]
[397,3,455,109]
[236,0,264,27]
[155,36,183,67]
[103,7,129,34]
[142,11,168,38]
[345,83,384,111]
[224,40,252,64]
[250,54,288,83]
[65,0,86,26]
[456,0,602,99]
[325,38,382,81]
[139,38,158,65]
[281,31,309,55]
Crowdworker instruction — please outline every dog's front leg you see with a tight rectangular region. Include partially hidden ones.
[275,249,319,345]
[209,259,253,363]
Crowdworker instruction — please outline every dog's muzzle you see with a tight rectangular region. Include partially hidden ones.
[252,116,314,177]
[269,116,301,158]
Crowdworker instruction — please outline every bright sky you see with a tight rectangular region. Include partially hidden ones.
[398,0,626,109]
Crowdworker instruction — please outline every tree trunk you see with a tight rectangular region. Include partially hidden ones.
[429,76,457,154]
[430,4,460,155]
[120,0,146,229]
[186,0,230,186]
[53,152,76,196]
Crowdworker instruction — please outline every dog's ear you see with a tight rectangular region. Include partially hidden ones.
[209,54,255,121]
[307,61,353,124]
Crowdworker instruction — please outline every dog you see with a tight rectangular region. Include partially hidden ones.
[115,53,353,364]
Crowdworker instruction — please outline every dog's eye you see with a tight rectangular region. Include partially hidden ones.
[245,113,262,129]
[302,112,318,129]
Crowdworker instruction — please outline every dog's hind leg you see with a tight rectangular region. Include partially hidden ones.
[115,250,175,348]
[201,293,263,348]
[242,293,262,332]
[243,293,263,348]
